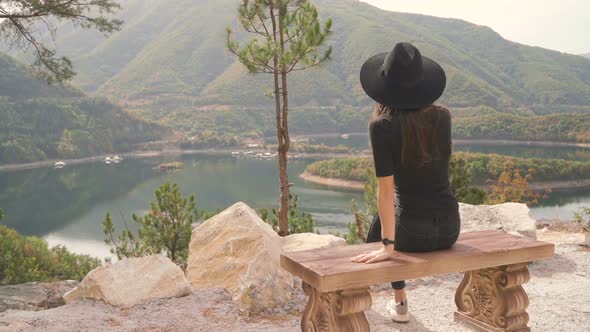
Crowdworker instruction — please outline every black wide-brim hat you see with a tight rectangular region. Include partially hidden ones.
[360,42,446,109]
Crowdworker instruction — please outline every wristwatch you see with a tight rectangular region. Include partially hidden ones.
[382,238,395,246]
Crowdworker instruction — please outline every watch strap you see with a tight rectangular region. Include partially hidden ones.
[382,238,395,246]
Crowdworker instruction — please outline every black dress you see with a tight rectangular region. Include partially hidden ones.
[366,106,461,290]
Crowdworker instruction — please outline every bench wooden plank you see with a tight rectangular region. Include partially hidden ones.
[280,231,554,292]
[283,230,505,263]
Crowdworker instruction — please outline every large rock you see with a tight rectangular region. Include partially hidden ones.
[282,233,346,252]
[186,202,294,314]
[459,202,537,239]
[63,255,192,308]
[0,280,78,313]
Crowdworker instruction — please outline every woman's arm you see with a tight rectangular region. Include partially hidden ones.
[350,176,396,263]
[377,175,396,242]
[350,117,398,263]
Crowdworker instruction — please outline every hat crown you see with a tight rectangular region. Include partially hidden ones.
[382,42,424,88]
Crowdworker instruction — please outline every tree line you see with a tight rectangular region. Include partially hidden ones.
[305,153,590,184]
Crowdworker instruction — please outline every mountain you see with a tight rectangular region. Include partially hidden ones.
[7,0,590,136]
[0,53,163,164]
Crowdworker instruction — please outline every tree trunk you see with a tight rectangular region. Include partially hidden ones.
[270,1,289,237]
[277,2,291,237]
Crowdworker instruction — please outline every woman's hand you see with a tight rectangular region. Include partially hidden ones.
[350,245,395,264]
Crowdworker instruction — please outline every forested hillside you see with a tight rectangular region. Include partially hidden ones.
[452,108,590,143]
[5,0,590,143]
[19,0,590,117]
[0,54,162,164]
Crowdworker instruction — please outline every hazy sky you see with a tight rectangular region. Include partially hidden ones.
[362,0,589,55]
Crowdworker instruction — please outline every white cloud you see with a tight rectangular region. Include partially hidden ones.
[361,0,590,54]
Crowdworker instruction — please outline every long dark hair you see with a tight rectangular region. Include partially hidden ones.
[372,103,446,168]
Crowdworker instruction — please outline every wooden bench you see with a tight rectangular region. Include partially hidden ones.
[280,230,554,332]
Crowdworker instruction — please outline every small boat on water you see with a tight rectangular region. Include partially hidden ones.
[112,155,123,163]
[104,157,113,164]
[53,161,66,169]
[340,134,350,140]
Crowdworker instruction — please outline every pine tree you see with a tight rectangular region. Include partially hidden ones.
[227,0,332,236]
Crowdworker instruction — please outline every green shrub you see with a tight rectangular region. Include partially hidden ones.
[449,154,488,204]
[574,207,590,232]
[0,216,100,285]
[103,182,201,270]
[258,195,317,235]
[346,168,378,244]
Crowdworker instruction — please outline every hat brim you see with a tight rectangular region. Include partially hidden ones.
[360,52,446,109]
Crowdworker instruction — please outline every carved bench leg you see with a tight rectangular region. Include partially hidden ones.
[455,263,531,332]
[301,281,372,332]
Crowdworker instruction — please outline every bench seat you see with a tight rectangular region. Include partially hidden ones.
[280,230,554,332]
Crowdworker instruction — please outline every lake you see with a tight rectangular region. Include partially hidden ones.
[1,141,589,259]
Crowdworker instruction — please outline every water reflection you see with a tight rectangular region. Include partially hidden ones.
[0,155,364,257]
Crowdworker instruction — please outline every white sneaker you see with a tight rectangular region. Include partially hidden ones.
[386,299,410,323]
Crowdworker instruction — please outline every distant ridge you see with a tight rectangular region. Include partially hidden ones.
[581,53,590,59]
[4,0,590,139]
[9,0,587,112]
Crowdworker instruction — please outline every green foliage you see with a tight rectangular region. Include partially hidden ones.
[102,182,200,270]
[0,0,122,83]
[449,154,488,205]
[573,207,590,232]
[227,0,332,75]
[257,195,317,234]
[0,223,100,285]
[305,157,372,182]
[346,168,377,244]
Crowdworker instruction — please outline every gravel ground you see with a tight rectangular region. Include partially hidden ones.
[1,239,588,332]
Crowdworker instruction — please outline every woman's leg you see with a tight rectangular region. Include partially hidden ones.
[366,212,406,303]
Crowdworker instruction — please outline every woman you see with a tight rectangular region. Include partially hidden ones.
[350,42,461,323]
